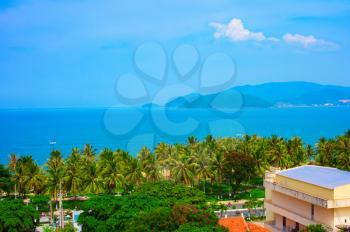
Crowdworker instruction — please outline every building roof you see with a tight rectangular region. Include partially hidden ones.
[218,217,270,232]
[277,165,350,189]
[218,217,247,232]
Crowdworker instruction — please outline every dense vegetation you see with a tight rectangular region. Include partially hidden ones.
[2,131,350,198]
[1,131,350,231]
[1,131,350,198]
[77,182,226,232]
[0,199,39,232]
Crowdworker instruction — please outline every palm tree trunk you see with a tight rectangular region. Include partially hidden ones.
[203,180,206,194]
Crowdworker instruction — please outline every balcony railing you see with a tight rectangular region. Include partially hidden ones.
[264,180,328,208]
[264,200,333,232]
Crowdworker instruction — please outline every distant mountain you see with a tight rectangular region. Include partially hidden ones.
[164,82,350,108]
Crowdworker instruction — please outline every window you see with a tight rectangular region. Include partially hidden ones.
[283,216,286,231]
[295,222,300,231]
[311,204,314,220]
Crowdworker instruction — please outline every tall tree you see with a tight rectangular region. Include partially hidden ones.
[46,150,64,202]
[223,150,256,197]
[98,148,124,193]
[64,148,83,197]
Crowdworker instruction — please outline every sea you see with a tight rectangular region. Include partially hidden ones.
[1,107,349,164]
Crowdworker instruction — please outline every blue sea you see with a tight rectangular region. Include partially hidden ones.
[1,107,349,164]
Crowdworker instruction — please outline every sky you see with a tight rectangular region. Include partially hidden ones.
[0,0,350,108]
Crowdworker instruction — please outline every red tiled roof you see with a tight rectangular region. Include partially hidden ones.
[247,223,270,232]
[218,217,247,232]
[218,217,270,232]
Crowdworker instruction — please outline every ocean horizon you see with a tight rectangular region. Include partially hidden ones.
[1,106,349,164]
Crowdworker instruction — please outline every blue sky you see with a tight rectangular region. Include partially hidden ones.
[0,0,350,108]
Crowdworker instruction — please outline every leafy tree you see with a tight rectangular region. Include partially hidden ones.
[64,148,83,196]
[46,150,64,201]
[176,223,228,232]
[223,150,256,197]
[0,164,13,194]
[30,195,50,212]
[0,199,39,232]
[98,148,124,193]
[302,224,328,232]
[83,161,103,194]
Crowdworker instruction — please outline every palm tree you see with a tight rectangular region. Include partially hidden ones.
[46,150,64,202]
[171,147,194,186]
[26,161,46,195]
[14,156,34,196]
[83,161,103,194]
[98,148,124,194]
[138,147,160,182]
[337,136,350,170]
[125,158,144,186]
[191,146,213,193]
[83,144,96,162]
[8,153,17,198]
[251,140,269,176]
[268,136,289,169]
[287,137,307,167]
[316,137,334,166]
[64,148,83,197]
[187,136,198,147]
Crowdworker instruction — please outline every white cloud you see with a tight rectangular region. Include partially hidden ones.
[283,33,339,51]
[210,18,269,42]
[209,18,339,52]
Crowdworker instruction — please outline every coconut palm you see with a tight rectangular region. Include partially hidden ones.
[46,150,64,202]
[26,161,46,195]
[171,148,194,186]
[268,136,289,169]
[83,144,96,162]
[14,156,31,196]
[64,148,83,197]
[98,148,124,193]
[125,158,144,186]
[187,136,198,147]
[138,147,160,182]
[316,137,335,166]
[8,153,17,197]
[191,146,213,193]
[83,161,103,194]
[337,136,350,170]
[289,137,307,167]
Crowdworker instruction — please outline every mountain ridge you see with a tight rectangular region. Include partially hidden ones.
[162,82,350,109]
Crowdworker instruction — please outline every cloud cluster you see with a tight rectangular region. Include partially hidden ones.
[210,19,266,42]
[210,18,339,51]
[282,33,339,51]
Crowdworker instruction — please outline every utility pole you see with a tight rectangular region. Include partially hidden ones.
[59,181,64,229]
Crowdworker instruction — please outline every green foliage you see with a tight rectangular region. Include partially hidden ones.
[234,188,265,200]
[133,181,206,205]
[30,195,50,212]
[5,131,350,231]
[175,223,228,232]
[302,224,328,232]
[63,199,86,210]
[0,164,13,194]
[42,223,77,232]
[78,182,222,232]
[0,199,39,232]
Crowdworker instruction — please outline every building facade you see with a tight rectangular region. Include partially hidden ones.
[264,165,350,232]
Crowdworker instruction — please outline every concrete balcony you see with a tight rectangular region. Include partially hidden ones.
[264,180,329,208]
[264,221,280,232]
[264,200,333,231]
[264,180,350,209]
